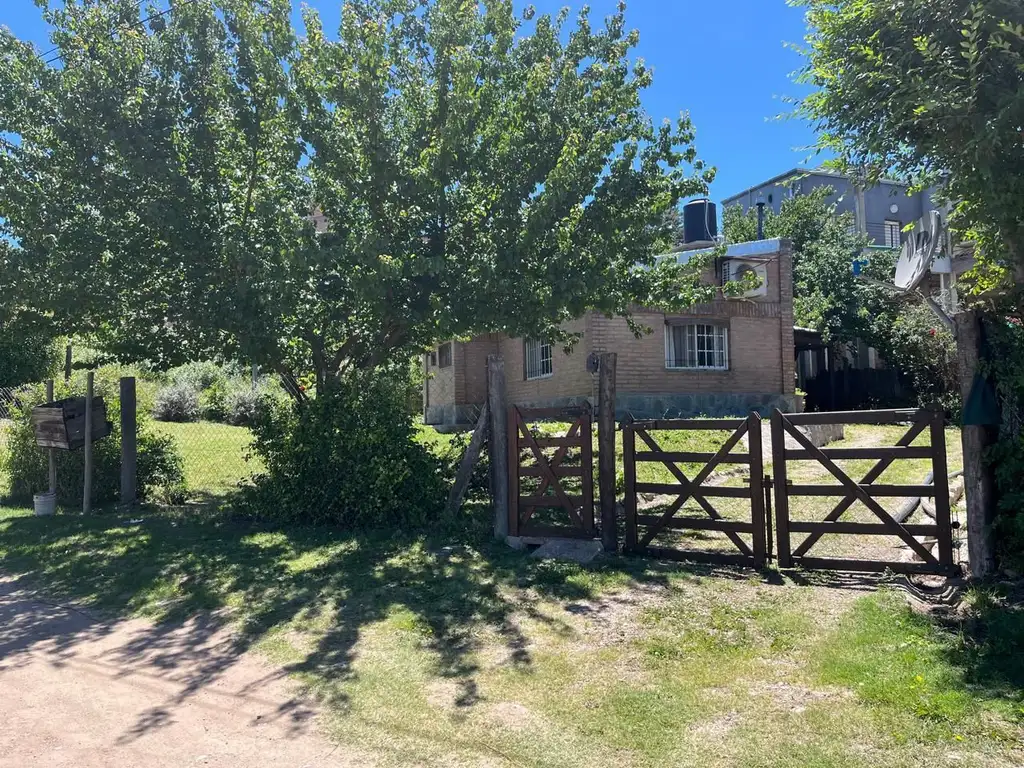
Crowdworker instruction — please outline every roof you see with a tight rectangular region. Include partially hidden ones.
[661,238,786,266]
[721,166,911,207]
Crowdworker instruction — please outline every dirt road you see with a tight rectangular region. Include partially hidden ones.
[0,576,363,767]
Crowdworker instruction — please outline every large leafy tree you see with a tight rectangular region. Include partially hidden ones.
[794,0,1024,293]
[0,0,714,389]
[724,187,896,350]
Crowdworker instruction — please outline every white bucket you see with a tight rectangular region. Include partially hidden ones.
[33,492,56,517]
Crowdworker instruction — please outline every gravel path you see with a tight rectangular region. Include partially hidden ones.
[0,576,366,767]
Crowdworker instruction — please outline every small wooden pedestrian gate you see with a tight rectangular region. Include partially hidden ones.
[622,415,767,567]
[770,408,957,576]
[508,405,594,539]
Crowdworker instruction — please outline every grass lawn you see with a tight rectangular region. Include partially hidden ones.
[149,420,262,496]
[1,492,1021,766]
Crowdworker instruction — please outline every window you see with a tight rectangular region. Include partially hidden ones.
[884,220,902,249]
[438,342,453,368]
[525,340,553,380]
[429,350,437,367]
[665,324,728,370]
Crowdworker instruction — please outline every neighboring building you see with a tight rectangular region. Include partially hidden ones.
[423,238,798,429]
[722,167,939,249]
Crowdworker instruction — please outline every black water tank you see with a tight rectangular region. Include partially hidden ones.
[682,199,718,244]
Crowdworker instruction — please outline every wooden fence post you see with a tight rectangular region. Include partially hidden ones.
[83,370,94,514]
[45,379,56,495]
[622,418,637,553]
[64,345,72,382]
[770,409,792,568]
[598,353,618,552]
[120,376,137,507]
[487,356,510,540]
[954,310,997,579]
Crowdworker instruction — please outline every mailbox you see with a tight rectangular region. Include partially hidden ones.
[30,397,113,450]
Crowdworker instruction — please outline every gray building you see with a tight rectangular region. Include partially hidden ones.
[722,167,938,248]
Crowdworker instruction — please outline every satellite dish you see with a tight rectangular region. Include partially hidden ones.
[894,212,940,291]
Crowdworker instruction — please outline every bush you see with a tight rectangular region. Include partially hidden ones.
[169,361,228,393]
[200,379,230,422]
[0,378,186,505]
[153,383,201,422]
[881,303,961,416]
[0,325,60,388]
[242,369,448,528]
[225,386,274,427]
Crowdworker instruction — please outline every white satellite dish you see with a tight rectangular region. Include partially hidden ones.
[894,211,941,290]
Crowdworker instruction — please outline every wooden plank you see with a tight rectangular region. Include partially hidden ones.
[629,418,746,431]
[780,416,939,564]
[770,409,792,567]
[518,524,598,540]
[446,402,490,516]
[789,521,941,536]
[635,515,755,533]
[930,409,954,567]
[634,451,751,464]
[747,413,767,568]
[635,483,751,498]
[783,446,934,461]
[517,406,590,420]
[533,436,583,449]
[120,377,137,506]
[519,466,584,478]
[623,423,638,552]
[791,419,929,558]
[793,556,960,576]
[787,484,936,497]
[519,495,585,507]
[488,357,510,538]
[84,371,94,514]
[521,420,582,527]
[598,353,617,552]
[580,410,596,536]
[516,411,584,528]
[784,409,926,426]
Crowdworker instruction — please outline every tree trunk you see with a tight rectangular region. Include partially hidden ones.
[953,310,998,579]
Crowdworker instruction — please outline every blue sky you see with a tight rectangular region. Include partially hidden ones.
[0,0,822,203]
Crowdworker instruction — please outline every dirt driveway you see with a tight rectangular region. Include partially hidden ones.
[0,576,364,767]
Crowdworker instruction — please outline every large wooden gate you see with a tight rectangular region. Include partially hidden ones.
[622,415,767,567]
[508,405,594,539]
[770,408,957,576]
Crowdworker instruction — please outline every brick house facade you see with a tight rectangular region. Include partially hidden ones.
[424,239,798,427]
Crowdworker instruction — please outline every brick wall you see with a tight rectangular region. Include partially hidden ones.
[503,316,593,403]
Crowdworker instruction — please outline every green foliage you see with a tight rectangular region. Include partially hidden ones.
[243,368,448,528]
[0,324,59,387]
[795,0,1024,290]
[0,0,716,388]
[153,383,201,423]
[0,377,185,505]
[724,186,896,346]
[884,304,961,415]
[170,362,229,393]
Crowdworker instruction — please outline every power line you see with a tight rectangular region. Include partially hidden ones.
[41,0,203,67]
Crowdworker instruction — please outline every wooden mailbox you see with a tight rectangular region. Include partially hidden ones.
[30,397,113,450]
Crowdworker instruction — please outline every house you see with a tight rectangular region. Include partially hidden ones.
[723,167,940,249]
[423,238,798,429]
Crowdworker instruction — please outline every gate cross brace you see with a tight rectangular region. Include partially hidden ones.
[516,412,584,528]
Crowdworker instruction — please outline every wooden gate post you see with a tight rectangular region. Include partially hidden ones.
[487,356,510,540]
[770,409,792,567]
[120,377,138,507]
[45,380,56,495]
[748,413,767,568]
[83,370,94,514]
[598,353,618,552]
[622,417,638,553]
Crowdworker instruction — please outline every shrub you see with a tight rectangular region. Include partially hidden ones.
[242,369,447,528]
[0,326,60,388]
[0,378,186,505]
[169,361,228,393]
[225,386,273,427]
[881,303,961,416]
[153,383,201,422]
[200,378,230,422]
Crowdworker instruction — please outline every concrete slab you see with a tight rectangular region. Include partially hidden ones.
[529,539,603,564]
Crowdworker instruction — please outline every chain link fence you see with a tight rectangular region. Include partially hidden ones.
[148,419,261,498]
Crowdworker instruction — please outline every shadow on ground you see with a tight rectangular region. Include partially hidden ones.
[1,501,1022,744]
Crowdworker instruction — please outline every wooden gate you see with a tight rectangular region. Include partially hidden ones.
[508,405,594,538]
[622,415,767,567]
[770,408,957,575]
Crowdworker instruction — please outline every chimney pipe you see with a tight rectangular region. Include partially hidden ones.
[756,199,766,240]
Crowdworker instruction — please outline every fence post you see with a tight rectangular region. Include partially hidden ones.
[83,370,94,514]
[929,408,954,571]
[770,409,791,567]
[487,356,510,540]
[623,418,637,553]
[120,376,137,507]
[64,345,72,382]
[45,379,56,495]
[748,413,767,568]
[598,353,618,552]
[954,310,997,579]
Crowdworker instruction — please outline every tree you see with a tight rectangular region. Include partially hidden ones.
[0,0,716,390]
[794,0,1024,291]
[723,187,896,351]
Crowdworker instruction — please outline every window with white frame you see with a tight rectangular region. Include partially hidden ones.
[524,339,553,380]
[665,323,728,370]
[884,220,902,249]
